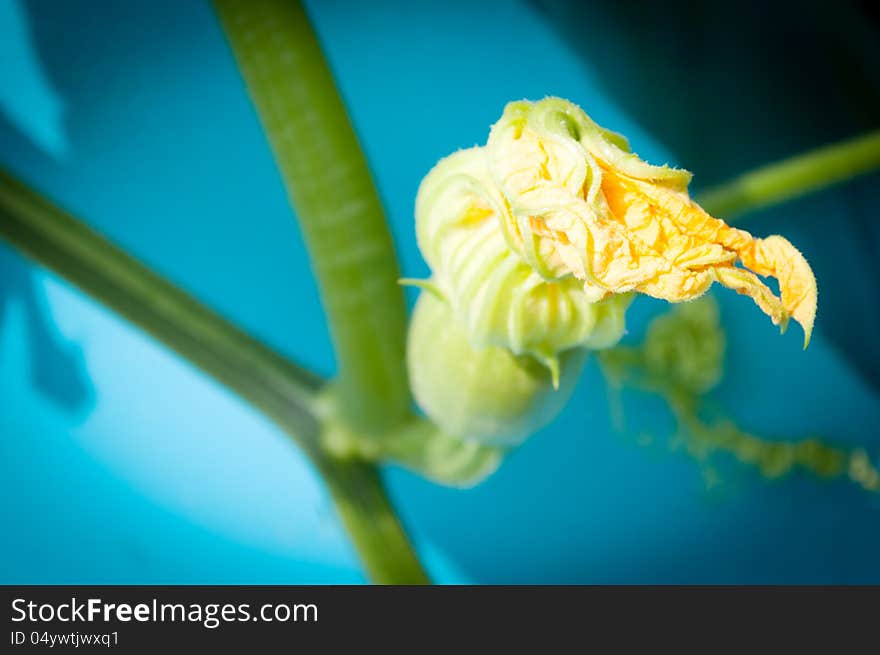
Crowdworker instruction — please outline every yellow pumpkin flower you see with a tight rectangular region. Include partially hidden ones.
[407,97,818,444]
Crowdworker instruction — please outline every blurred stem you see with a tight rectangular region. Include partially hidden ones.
[316,457,430,584]
[214,0,410,436]
[697,130,880,219]
[0,169,322,442]
[0,168,429,584]
[320,408,503,488]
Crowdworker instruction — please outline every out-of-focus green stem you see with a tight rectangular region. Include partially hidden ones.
[697,130,880,219]
[214,0,410,436]
[315,457,430,584]
[0,169,322,443]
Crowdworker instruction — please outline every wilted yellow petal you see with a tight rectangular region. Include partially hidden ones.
[485,98,818,345]
[737,236,818,347]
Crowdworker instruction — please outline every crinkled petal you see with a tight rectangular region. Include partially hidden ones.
[481,97,818,345]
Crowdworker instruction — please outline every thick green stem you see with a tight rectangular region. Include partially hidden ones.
[214,0,410,435]
[697,130,880,219]
[215,0,429,582]
[315,456,430,584]
[0,169,321,446]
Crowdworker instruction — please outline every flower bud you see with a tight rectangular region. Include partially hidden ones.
[407,290,589,446]
[641,297,725,395]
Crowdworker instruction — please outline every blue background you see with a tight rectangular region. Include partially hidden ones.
[1,0,879,583]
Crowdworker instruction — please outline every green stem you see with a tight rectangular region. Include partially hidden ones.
[214,0,410,435]
[316,457,430,584]
[0,168,430,584]
[0,169,321,446]
[320,409,503,488]
[213,0,429,583]
[697,130,880,219]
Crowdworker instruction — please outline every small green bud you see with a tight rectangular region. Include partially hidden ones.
[407,290,588,446]
[642,298,725,395]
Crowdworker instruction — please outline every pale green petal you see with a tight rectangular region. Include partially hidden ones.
[407,291,586,446]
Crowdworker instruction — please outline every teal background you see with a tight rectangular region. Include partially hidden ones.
[1,0,879,583]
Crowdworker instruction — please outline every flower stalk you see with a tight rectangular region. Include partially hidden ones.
[214,0,429,582]
[697,130,880,219]
[214,0,410,436]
